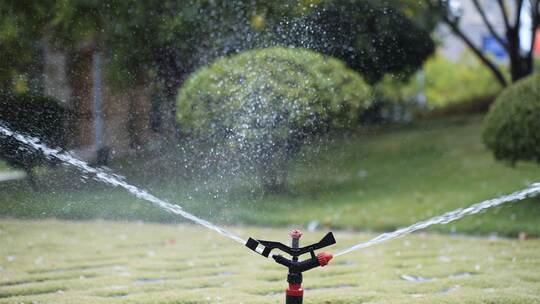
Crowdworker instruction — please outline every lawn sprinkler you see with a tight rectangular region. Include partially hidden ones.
[246,229,336,304]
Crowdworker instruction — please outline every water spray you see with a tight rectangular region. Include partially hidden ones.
[333,182,540,257]
[0,123,245,245]
[246,229,336,304]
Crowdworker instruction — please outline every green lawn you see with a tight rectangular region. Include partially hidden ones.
[0,115,539,237]
[1,219,539,303]
[0,160,12,172]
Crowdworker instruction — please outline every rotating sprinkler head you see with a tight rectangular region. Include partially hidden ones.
[246,229,336,304]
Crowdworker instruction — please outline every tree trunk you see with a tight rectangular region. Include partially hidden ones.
[258,162,288,194]
[66,47,95,150]
[507,28,533,82]
[257,144,290,194]
[152,45,186,138]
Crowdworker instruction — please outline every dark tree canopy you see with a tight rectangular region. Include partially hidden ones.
[1,0,435,90]
[303,0,436,83]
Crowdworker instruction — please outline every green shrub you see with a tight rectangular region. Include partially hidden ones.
[0,93,67,182]
[482,73,540,164]
[177,47,372,191]
[423,52,504,107]
[373,52,504,110]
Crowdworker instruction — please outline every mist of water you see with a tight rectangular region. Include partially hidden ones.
[0,123,246,245]
[3,122,540,259]
[334,182,540,257]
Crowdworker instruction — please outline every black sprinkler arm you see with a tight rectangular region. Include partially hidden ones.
[246,231,336,258]
[272,252,322,273]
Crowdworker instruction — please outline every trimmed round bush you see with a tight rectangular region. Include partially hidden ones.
[177,47,372,191]
[0,93,67,181]
[482,73,540,164]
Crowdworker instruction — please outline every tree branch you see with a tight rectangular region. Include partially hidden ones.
[515,0,524,31]
[472,0,508,50]
[443,16,508,87]
[528,0,539,60]
[533,0,540,27]
[496,0,511,29]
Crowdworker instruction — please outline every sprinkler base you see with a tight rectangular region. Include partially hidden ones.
[286,295,303,304]
[286,283,304,304]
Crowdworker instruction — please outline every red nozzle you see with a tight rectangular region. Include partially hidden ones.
[286,283,304,297]
[289,229,303,239]
[317,252,333,267]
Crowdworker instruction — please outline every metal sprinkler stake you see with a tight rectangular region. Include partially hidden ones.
[246,229,335,304]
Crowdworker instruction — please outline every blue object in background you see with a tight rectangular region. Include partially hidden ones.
[482,35,507,59]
